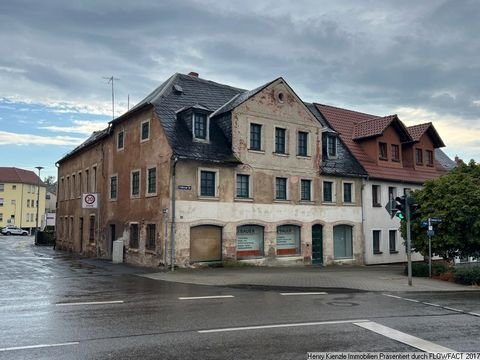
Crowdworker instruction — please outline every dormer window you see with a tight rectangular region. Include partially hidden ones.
[379,142,387,160]
[327,135,337,158]
[194,113,208,140]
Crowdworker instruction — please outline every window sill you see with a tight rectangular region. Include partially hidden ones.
[426,164,434,167]
[128,248,140,253]
[109,198,117,202]
[322,201,335,205]
[392,159,400,163]
[145,193,158,198]
[235,197,254,202]
[198,196,219,201]
[273,152,289,157]
[372,204,382,207]
[130,196,141,200]
[389,250,399,254]
[296,155,311,159]
[373,251,383,255]
[140,138,150,144]
[379,158,388,161]
[145,249,156,255]
[300,200,314,205]
[248,149,264,154]
[193,138,209,143]
[274,199,290,204]
[342,202,356,206]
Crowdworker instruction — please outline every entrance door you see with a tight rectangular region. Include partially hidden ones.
[312,224,323,265]
[79,218,84,253]
[190,225,222,262]
[110,224,116,258]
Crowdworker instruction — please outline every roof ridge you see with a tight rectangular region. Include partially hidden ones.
[315,103,381,118]
[407,122,432,128]
[177,73,247,93]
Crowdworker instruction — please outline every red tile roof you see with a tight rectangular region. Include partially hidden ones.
[407,123,445,147]
[315,104,448,184]
[352,115,397,140]
[0,167,46,186]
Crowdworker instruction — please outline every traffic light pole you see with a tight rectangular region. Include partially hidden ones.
[406,192,412,286]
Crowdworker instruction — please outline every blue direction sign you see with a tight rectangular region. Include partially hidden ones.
[420,220,428,228]
[429,217,443,224]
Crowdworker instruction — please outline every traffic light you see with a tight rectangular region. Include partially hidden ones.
[395,196,406,220]
[410,203,420,220]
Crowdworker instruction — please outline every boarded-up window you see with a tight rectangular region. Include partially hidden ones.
[190,225,222,262]
[333,225,353,259]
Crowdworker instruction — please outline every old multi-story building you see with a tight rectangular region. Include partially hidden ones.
[0,167,46,231]
[56,72,367,267]
[314,104,454,264]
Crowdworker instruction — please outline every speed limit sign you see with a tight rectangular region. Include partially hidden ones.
[82,193,99,208]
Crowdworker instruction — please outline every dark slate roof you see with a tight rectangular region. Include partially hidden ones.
[435,149,456,170]
[211,78,279,118]
[57,128,110,163]
[0,167,46,186]
[148,73,246,163]
[304,103,367,177]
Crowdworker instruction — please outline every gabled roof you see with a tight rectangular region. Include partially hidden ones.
[58,128,110,164]
[0,167,46,187]
[353,115,413,143]
[314,103,449,184]
[407,123,445,148]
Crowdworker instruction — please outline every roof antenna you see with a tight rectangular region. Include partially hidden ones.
[103,76,120,120]
[127,94,130,111]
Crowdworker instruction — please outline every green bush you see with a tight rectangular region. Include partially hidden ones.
[453,267,480,285]
[404,262,450,277]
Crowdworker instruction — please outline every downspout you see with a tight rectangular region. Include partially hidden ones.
[170,156,179,271]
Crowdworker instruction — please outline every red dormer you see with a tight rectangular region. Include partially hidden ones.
[405,123,445,170]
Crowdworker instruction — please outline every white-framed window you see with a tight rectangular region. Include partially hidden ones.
[372,185,381,207]
[198,168,219,198]
[297,131,309,157]
[327,135,337,158]
[109,174,118,201]
[342,181,354,204]
[274,127,287,154]
[140,119,150,142]
[389,229,398,253]
[117,130,125,150]
[275,177,288,200]
[193,113,209,141]
[300,179,312,201]
[131,169,141,198]
[92,165,97,192]
[146,167,157,196]
[322,180,336,203]
[0,183,4,192]
[249,123,263,151]
[72,174,76,199]
[236,173,251,199]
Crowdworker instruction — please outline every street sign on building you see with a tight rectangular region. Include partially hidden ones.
[82,193,99,209]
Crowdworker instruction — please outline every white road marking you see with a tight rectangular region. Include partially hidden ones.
[198,319,369,333]
[468,312,480,317]
[0,342,79,352]
[402,298,420,303]
[280,292,328,296]
[56,300,124,306]
[443,306,463,313]
[382,294,402,299]
[354,321,455,353]
[422,302,441,307]
[178,295,234,300]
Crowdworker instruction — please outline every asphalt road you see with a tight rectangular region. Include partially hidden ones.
[0,236,479,359]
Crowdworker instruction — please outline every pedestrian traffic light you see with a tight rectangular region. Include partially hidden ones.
[395,196,406,220]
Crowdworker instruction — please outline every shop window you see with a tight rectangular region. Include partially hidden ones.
[236,225,264,258]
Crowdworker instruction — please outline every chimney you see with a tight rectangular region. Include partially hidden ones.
[188,71,199,78]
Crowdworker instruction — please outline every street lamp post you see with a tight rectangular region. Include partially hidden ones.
[35,166,44,245]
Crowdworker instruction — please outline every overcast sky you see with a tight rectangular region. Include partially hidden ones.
[1,0,479,178]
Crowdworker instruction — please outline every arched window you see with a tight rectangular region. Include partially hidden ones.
[236,225,264,258]
[333,225,353,259]
[276,225,301,256]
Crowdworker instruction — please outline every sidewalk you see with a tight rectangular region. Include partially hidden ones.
[141,265,479,292]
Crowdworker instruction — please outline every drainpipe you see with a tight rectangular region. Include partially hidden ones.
[170,156,179,272]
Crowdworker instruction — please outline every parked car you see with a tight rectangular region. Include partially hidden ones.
[1,226,28,236]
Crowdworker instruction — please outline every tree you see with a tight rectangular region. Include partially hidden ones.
[405,160,480,260]
[43,176,56,186]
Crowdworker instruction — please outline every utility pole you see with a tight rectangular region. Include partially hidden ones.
[34,166,44,245]
[103,76,120,120]
[405,191,412,286]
